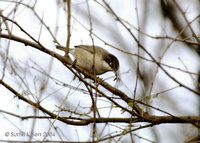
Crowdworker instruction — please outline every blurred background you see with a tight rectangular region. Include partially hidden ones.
[0,0,199,142]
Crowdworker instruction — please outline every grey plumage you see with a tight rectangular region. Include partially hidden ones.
[56,45,119,76]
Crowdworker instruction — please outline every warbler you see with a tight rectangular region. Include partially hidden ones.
[56,45,119,77]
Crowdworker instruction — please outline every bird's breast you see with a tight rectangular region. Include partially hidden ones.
[70,48,112,75]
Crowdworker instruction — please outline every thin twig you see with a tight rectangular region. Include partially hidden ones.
[172,0,200,43]
[102,0,200,97]
[65,0,71,56]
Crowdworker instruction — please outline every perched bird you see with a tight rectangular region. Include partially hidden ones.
[56,45,119,77]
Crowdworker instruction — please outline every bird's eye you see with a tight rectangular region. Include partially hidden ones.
[109,61,113,66]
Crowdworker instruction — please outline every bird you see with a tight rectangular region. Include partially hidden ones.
[56,45,119,77]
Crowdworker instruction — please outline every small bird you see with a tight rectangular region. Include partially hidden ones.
[56,45,119,77]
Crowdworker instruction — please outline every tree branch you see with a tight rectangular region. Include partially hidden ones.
[0,108,199,125]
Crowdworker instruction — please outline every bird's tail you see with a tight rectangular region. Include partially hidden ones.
[56,45,66,51]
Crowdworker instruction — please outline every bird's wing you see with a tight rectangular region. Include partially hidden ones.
[75,45,108,55]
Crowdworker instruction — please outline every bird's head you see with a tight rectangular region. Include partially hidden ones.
[104,54,119,77]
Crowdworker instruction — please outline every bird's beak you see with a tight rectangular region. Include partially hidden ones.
[113,71,118,81]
